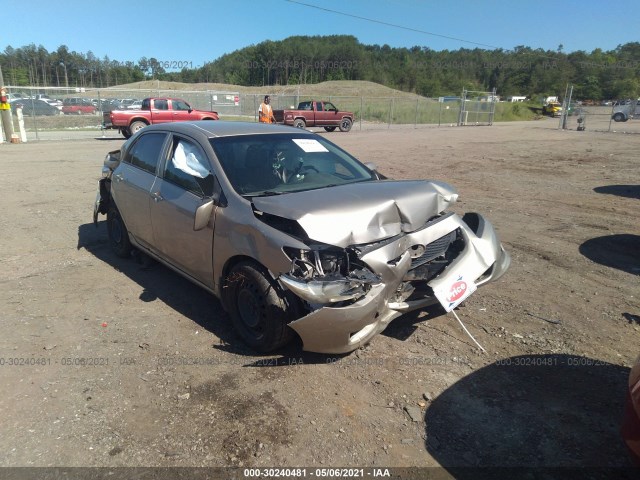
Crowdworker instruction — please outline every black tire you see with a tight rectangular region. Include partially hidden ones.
[293,118,306,129]
[225,261,294,352]
[612,112,626,122]
[324,126,337,132]
[121,128,132,139]
[129,120,147,135]
[107,203,132,258]
[339,117,352,132]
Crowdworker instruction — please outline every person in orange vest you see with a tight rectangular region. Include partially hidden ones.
[258,95,275,123]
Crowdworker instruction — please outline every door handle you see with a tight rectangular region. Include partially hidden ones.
[113,173,124,182]
[151,191,164,202]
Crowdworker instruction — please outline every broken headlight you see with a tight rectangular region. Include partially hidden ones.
[283,246,349,278]
[281,247,379,304]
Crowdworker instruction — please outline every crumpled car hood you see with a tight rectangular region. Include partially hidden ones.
[252,180,458,246]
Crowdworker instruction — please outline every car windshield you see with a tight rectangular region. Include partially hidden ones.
[210,133,375,196]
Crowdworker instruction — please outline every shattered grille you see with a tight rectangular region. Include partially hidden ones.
[411,230,457,268]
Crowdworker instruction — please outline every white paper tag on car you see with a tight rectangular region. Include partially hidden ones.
[434,275,477,312]
[292,138,329,152]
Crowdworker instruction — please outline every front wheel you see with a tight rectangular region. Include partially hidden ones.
[612,112,626,122]
[324,126,337,132]
[293,118,306,129]
[121,128,132,139]
[225,262,294,352]
[107,204,132,258]
[129,120,147,136]
[339,117,352,132]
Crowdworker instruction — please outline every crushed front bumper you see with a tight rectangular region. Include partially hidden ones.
[286,212,510,353]
[93,178,111,225]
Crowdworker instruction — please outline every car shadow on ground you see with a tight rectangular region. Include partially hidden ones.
[77,221,337,363]
[424,354,636,476]
[593,185,640,200]
[579,234,640,275]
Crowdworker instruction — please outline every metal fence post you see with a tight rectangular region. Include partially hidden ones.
[360,96,363,131]
[253,94,257,122]
[98,89,105,137]
[608,103,614,132]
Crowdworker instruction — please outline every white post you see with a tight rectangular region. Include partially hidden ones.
[17,107,27,142]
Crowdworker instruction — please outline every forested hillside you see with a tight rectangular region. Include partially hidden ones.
[2,35,639,99]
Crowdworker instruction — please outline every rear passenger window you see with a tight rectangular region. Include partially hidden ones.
[154,99,168,110]
[126,133,166,174]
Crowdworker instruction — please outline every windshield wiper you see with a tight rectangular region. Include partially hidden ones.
[254,190,283,197]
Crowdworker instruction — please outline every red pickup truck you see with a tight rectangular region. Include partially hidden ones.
[273,101,354,132]
[103,97,219,138]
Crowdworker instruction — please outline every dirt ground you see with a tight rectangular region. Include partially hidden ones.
[0,118,639,475]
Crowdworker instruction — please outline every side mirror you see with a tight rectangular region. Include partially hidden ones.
[188,108,193,113]
[364,162,387,180]
[194,199,215,231]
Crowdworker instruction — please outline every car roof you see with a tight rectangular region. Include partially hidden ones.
[143,121,314,138]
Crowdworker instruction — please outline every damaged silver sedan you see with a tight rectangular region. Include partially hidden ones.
[93,121,509,354]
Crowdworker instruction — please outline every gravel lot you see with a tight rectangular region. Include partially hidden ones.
[0,118,638,475]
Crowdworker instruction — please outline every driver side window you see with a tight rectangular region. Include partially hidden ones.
[173,100,190,111]
[164,138,212,196]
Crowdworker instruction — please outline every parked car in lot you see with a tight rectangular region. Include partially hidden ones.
[11,98,62,116]
[96,99,120,113]
[93,121,510,353]
[62,97,97,115]
[6,92,26,102]
[612,99,640,122]
[622,354,640,466]
[43,98,63,110]
[127,100,143,110]
[116,98,138,109]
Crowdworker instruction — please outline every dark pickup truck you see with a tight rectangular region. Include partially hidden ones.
[274,101,354,132]
[103,97,219,138]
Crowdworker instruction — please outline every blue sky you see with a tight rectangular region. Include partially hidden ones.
[4,0,639,69]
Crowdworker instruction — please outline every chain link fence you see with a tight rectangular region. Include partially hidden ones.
[3,84,639,141]
[558,99,640,134]
[1,85,470,141]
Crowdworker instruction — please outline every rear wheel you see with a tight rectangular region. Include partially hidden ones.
[324,126,337,132]
[293,118,306,129]
[107,203,132,258]
[129,120,147,135]
[339,117,352,132]
[225,261,294,352]
[612,112,626,122]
